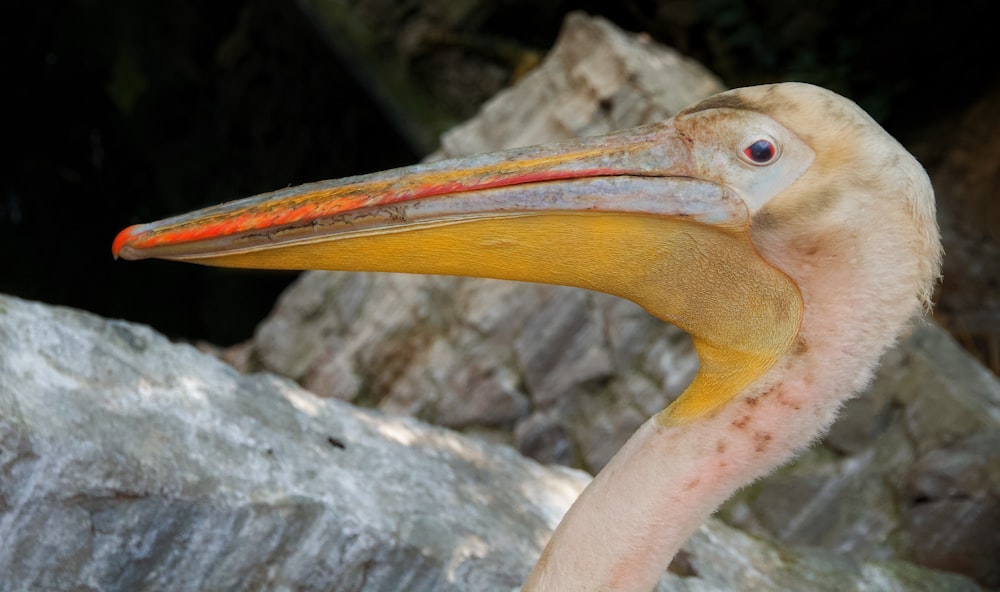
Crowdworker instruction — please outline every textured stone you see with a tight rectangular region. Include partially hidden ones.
[0,293,982,592]
[0,294,580,591]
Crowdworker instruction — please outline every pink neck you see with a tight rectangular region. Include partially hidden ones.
[524,224,921,591]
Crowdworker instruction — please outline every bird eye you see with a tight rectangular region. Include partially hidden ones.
[742,138,778,165]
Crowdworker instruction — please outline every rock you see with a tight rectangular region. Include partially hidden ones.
[229,12,1000,588]
[431,12,724,156]
[246,271,699,473]
[901,431,1000,584]
[0,294,579,591]
[0,293,984,591]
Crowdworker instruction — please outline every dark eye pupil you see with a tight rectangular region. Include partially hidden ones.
[744,139,775,163]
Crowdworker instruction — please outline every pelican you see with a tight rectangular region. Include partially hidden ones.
[113,83,941,591]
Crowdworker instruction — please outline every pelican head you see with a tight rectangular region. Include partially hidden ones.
[113,83,941,591]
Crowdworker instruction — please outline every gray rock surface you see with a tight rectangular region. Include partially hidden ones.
[237,271,699,472]
[431,12,724,156]
[0,294,579,591]
[228,12,1000,588]
[0,293,983,591]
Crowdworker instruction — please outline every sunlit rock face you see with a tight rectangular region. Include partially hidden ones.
[0,290,983,592]
[0,294,585,591]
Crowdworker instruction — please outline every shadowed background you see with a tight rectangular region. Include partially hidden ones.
[4,0,997,356]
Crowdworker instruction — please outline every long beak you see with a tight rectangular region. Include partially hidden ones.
[113,120,801,423]
[113,121,743,265]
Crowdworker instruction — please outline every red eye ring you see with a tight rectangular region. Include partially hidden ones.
[742,138,778,165]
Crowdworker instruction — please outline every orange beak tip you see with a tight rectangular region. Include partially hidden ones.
[112,225,141,260]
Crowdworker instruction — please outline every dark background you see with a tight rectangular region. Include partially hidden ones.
[4,0,996,345]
